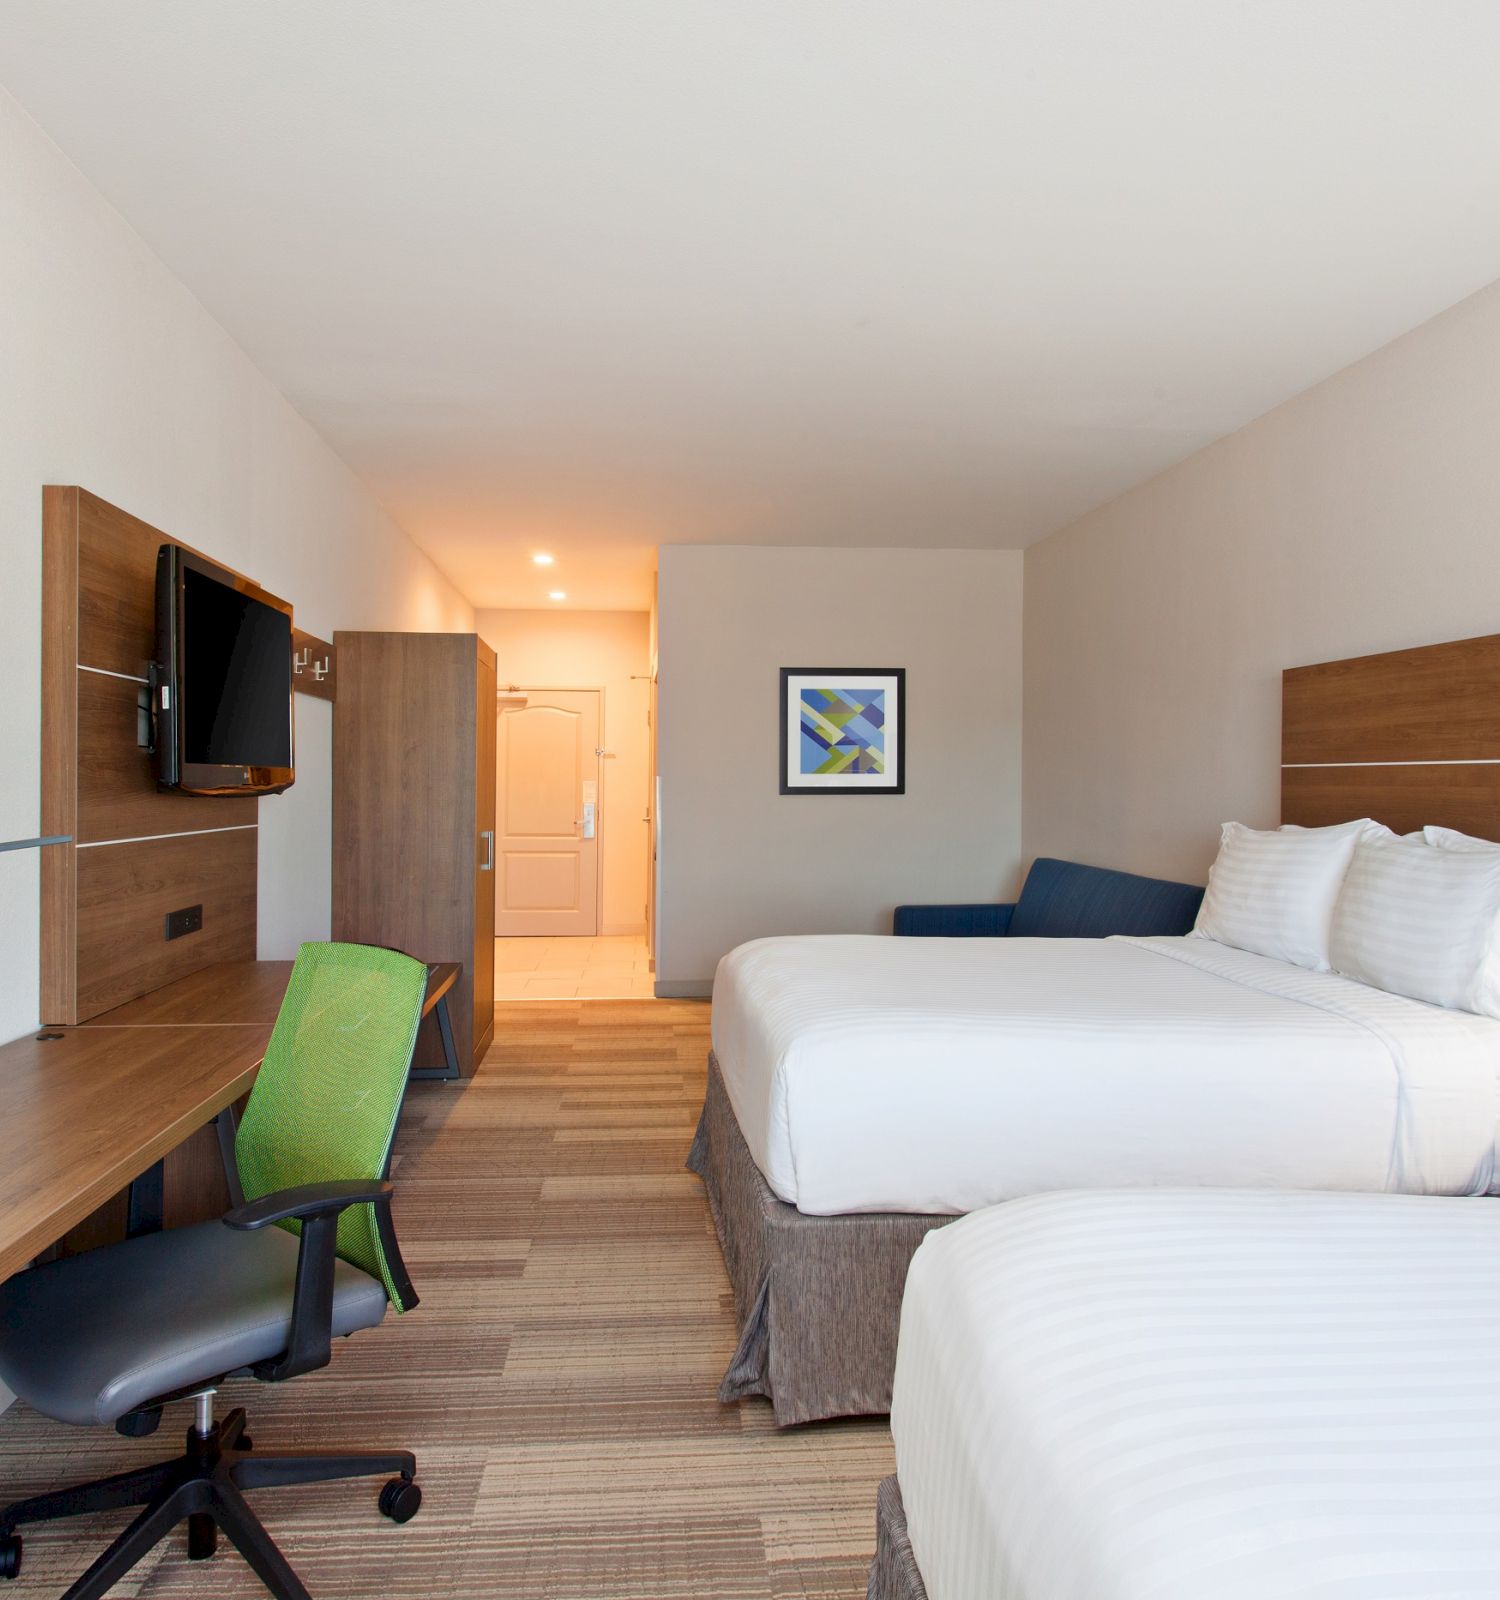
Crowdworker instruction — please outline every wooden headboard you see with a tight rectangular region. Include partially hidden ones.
[1281,632,1500,843]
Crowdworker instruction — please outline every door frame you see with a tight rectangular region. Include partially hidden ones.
[496,684,607,937]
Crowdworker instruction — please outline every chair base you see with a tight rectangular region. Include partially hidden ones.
[0,1406,418,1600]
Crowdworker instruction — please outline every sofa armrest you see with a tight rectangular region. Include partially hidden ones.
[892,903,1016,937]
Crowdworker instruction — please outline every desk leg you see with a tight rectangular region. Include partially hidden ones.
[410,995,461,1082]
[216,1106,245,1209]
[125,1161,164,1237]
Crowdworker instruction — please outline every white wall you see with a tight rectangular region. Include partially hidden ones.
[0,88,473,1044]
[657,546,1023,991]
[1023,275,1500,885]
[475,608,652,934]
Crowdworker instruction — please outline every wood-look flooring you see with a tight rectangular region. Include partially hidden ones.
[0,1000,892,1597]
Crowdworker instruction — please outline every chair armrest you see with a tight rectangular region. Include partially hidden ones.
[892,902,1016,937]
[223,1180,394,1231]
[222,1180,396,1383]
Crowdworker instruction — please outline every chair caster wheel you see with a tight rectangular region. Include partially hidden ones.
[0,1534,21,1579]
[378,1478,421,1523]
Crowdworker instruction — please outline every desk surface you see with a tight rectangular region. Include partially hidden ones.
[1,958,462,1280]
[0,1023,269,1282]
[86,959,461,1028]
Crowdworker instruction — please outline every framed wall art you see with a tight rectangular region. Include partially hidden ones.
[779,667,905,795]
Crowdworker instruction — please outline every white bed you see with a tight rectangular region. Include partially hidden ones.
[889,1188,1500,1600]
[711,933,1500,1214]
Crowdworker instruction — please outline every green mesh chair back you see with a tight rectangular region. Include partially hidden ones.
[235,942,428,1312]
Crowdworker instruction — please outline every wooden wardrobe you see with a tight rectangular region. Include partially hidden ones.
[332,632,497,1075]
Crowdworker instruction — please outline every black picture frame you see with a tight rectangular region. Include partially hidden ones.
[779,667,906,796]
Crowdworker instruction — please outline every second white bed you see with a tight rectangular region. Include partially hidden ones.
[890,1189,1500,1600]
[710,933,1500,1214]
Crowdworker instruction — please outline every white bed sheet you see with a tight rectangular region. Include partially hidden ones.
[709,934,1500,1213]
[891,1189,1500,1600]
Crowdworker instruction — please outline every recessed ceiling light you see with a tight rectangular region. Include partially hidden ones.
[532,552,555,566]
[548,590,567,601]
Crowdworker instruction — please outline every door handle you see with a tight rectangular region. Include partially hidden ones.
[579,802,596,840]
[479,830,494,871]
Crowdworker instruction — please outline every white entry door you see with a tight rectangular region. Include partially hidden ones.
[495,690,601,936]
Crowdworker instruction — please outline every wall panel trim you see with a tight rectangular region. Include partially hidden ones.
[1284,758,1500,769]
[78,664,150,684]
[76,824,259,850]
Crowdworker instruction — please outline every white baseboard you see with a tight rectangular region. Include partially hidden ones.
[601,921,647,937]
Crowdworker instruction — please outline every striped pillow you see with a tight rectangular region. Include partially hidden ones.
[1424,825,1500,854]
[1192,819,1371,971]
[1330,830,1500,1016]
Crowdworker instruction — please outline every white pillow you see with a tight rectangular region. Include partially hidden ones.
[1192,819,1373,971]
[1423,824,1500,854]
[1329,828,1500,1016]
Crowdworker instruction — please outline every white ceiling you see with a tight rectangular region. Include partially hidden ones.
[5,3,1500,610]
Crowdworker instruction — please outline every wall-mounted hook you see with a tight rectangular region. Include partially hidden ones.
[291,629,337,701]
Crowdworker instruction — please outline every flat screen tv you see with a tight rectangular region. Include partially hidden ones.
[154,544,295,795]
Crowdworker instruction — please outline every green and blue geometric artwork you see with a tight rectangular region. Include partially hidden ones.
[780,667,905,794]
[799,685,886,776]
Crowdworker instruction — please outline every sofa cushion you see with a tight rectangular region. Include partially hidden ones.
[1008,857,1204,939]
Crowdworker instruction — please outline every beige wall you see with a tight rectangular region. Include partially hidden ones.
[657,546,1023,991]
[0,88,474,1045]
[476,608,652,935]
[1024,276,1500,885]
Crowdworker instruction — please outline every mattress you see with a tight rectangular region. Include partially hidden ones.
[709,933,1500,1214]
[891,1189,1500,1600]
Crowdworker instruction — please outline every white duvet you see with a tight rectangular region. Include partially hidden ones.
[892,1189,1500,1600]
[709,934,1500,1213]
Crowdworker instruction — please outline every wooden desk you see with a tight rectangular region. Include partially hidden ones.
[87,959,464,1079]
[0,1024,269,1282]
[86,962,297,1028]
[0,957,464,1281]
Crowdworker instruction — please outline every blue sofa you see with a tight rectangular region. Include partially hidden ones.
[893,857,1204,940]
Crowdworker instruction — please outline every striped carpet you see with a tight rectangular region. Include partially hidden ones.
[0,999,893,1597]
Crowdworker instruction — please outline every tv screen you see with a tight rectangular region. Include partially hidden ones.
[155,545,295,795]
[180,567,293,769]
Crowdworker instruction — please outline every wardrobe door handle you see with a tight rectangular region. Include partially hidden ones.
[479,831,494,871]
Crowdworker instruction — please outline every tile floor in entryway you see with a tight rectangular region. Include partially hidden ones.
[494,934,657,999]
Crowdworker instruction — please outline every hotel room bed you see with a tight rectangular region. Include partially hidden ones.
[873,1188,1500,1600]
[690,932,1500,1422]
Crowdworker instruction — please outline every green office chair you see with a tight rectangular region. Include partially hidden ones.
[0,942,430,1600]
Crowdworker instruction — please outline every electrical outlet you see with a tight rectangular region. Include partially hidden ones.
[164,904,203,941]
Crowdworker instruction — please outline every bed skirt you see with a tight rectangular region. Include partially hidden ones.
[687,1052,953,1425]
[867,1476,930,1600]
